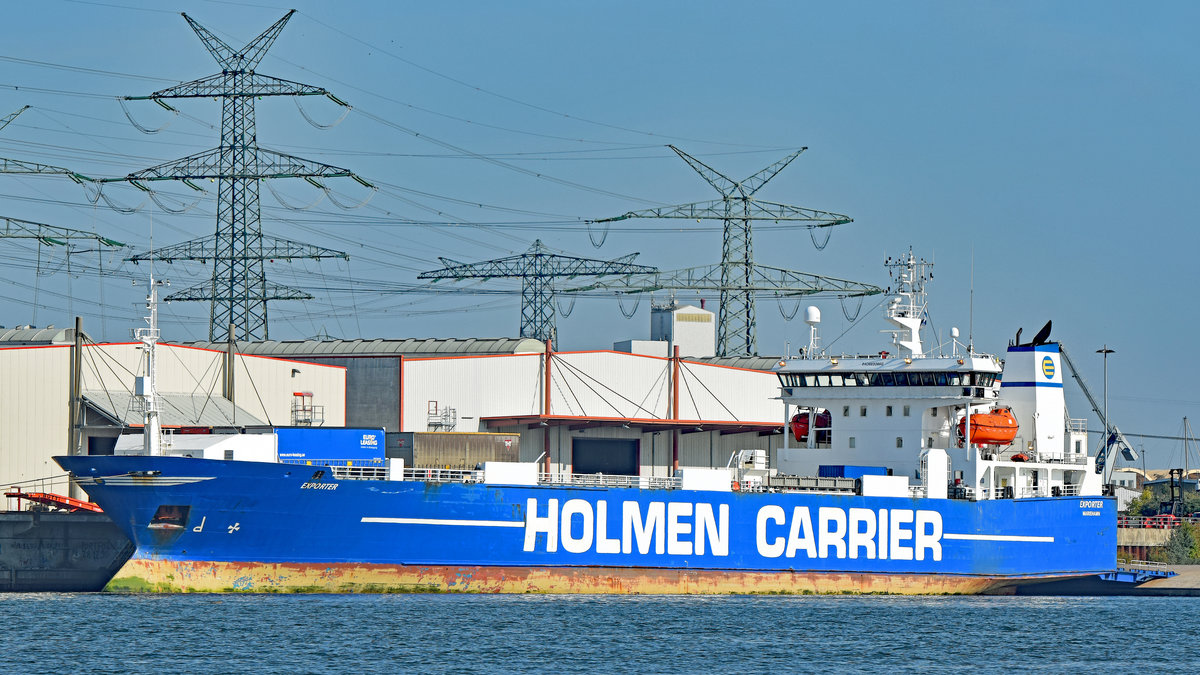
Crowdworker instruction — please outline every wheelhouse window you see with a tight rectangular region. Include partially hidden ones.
[778,370,993,388]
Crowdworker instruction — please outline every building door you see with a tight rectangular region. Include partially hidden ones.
[571,438,638,475]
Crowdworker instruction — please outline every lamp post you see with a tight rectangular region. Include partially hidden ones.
[1097,345,1115,483]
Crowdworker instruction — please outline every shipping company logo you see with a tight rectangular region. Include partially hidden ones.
[360,433,379,450]
[1041,356,1055,379]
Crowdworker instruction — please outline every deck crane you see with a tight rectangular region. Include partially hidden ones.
[1059,344,1137,482]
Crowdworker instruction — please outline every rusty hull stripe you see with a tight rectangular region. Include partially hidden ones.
[108,559,1033,594]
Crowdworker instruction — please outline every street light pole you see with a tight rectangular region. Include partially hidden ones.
[1097,345,1115,483]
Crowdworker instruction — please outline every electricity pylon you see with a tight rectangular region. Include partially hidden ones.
[419,240,658,342]
[0,105,92,183]
[0,216,123,248]
[104,11,371,342]
[584,146,881,356]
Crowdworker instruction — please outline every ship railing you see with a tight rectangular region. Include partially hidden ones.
[281,459,389,481]
[1032,453,1088,465]
[1067,418,1087,433]
[909,486,926,499]
[959,484,1086,500]
[328,466,389,481]
[403,468,483,484]
[538,473,680,490]
[5,474,78,510]
[1118,559,1171,568]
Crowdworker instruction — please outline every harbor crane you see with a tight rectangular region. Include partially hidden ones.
[1059,343,1138,481]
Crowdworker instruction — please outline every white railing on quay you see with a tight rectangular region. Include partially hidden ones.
[1118,515,1199,529]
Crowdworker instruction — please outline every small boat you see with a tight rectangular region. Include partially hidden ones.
[0,489,133,592]
[958,407,1019,446]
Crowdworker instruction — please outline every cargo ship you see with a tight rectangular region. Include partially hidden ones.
[54,253,1115,594]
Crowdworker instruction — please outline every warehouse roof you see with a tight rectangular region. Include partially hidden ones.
[691,355,782,372]
[179,337,546,358]
[0,326,90,345]
[83,390,266,427]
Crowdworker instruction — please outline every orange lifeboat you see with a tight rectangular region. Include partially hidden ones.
[791,410,832,443]
[957,407,1018,446]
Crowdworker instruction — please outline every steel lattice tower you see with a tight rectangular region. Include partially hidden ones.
[419,240,658,342]
[587,146,881,357]
[108,11,370,342]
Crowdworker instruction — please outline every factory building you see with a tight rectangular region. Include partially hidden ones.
[183,334,790,478]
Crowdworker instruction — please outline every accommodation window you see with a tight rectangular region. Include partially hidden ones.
[930,408,938,417]
[860,406,867,417]
[903,405,911,417]
[849,437,856,449]
[842,406,850,417]
[896,437,904,448]
[886,405,893,417]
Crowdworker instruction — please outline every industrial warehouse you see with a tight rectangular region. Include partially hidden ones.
[0,302,794,488]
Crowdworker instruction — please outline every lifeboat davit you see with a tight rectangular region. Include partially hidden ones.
[957,406,1018,446]
[791,410,832,443]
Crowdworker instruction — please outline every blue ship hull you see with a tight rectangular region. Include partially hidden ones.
[54,455,1116,594]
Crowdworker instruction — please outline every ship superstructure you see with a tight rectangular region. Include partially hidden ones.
[775,250,1101,501]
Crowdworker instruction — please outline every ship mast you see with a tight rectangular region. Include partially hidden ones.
[883,248,932,358]
[135,277,166,456]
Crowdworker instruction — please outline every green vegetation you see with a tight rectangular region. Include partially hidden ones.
[1123,485,1200,517]
[1148,522,1200,564]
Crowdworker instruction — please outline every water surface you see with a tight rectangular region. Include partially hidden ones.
[3,594,1197,673]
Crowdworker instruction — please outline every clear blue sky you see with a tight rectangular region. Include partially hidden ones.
[1,1,1197,469]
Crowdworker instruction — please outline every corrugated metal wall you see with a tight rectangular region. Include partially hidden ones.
[404,350,789,476]
[228,347,346,426]
[0,343,347,487]
[403,353,544,432]
[0,346,70,490]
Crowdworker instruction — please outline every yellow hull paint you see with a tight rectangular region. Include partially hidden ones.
[107,559,1035,595]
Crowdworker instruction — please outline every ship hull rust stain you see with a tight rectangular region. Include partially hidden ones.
[106,558,1053,594]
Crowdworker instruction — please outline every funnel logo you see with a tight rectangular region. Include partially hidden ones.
[1041,356,1055,379]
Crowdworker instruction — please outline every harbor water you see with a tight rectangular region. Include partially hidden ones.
[4,594,1198,673]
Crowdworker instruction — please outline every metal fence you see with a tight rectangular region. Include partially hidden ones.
[1118,515,1200,529]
